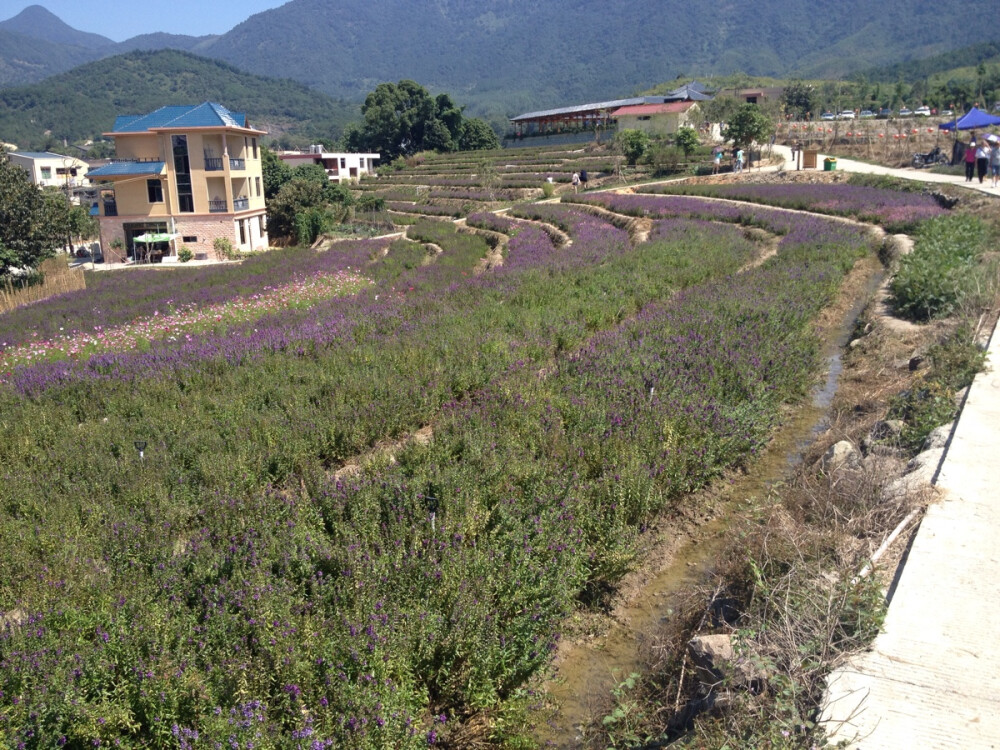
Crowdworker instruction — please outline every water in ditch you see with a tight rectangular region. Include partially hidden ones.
[535,262,886,747]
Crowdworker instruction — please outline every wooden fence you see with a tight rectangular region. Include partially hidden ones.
[0,258,86,314]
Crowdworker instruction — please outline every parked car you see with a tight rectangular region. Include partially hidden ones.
[859,109,875,118]
[838,110,856,120]
[941,109,954,116]
[898,107,914,116]
[820,111,836,120]
[877,108,893,118]
[915,106,931,116]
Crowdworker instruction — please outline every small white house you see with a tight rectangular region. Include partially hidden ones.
[278,147,380,183]
[9,151,90,189]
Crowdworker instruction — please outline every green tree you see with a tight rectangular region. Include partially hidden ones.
[615,129,650,166]
[261,146,293,200]
[0,151,57,277]
[722,103,774,150]
[781,80,816,118]
[673,126,700,157]
[458,118,500,151]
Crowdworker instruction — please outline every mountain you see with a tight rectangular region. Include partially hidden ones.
[111,33,219,56]
[0,27,101,85]
[861,41,1000,83]
[203,0,980,112]
[0,4,112,48]
[0,1,992,118]
[0,49,358,150]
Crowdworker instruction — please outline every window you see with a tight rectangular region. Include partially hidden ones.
[252,138,258,159]
[238,220,246,245]
[147,179,163,203]
[255,177,261,197]
[40,167,51,179]
[182,236,198,243]
[340,158,346,168]
[172,135,194,213]
[258,215,266,235]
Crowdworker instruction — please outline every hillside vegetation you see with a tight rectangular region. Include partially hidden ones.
[0,50,358,151]
[0,0,988,115]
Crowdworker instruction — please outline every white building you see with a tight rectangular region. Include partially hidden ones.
[278,147,379,183]
[9,151,90,189]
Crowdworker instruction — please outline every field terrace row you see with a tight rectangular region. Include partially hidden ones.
[0,199,877,746]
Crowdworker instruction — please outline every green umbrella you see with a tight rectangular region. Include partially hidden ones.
[133,233,175,243]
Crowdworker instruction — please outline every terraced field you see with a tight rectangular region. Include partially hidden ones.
[0,158,954,747]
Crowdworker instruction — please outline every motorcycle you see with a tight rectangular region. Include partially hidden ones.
[911,146,950,168]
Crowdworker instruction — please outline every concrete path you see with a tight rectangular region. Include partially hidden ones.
[767,144,999,196]
[819,318,1000,748]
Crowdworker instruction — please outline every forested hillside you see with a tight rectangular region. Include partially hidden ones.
[1,0,992,115]
[0,50,358,150]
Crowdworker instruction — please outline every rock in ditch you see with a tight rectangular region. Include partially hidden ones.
[687,634,767,693]
[923,424,953,451]
[820,440,861,473]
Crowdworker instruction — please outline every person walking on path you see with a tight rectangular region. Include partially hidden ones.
[964,138,978,182]
[571,172,580,193]
[990,137,1000,189]
[976,139,990,184]
[579,169,588,190]
[735,147,745,174]
[712,147,722,174]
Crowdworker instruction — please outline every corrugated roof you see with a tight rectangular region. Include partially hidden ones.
[111,103,249,133]
[511,97,656,121]
[88,161,165,177]
[612,102,697,116]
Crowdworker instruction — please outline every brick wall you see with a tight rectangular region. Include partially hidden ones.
[98,211,269,261]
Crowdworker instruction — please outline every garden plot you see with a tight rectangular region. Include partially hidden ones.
[0,199,877,747]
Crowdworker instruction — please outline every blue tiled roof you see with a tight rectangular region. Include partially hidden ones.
[112,103,249,133]
[88,161,165,177]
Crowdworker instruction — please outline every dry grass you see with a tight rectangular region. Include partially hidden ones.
[0,257,85,314]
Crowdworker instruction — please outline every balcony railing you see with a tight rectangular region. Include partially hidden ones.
[208,199,228,213]
[233,197,249,211]
[103,201,118,217]
[229,158,246,170]
[204,157,224,171]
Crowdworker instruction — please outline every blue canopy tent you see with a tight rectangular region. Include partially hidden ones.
[938,107,1000,131]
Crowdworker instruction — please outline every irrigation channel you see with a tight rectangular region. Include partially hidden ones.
[535,259,887,747]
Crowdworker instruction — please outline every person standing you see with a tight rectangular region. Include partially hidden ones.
[579,169,588,190]
[571,172,580,193]
[735,147,745,174]
[975,139,990,184]
[712,147,722,174]
[990,139,1000,189]
[964,138,977,182]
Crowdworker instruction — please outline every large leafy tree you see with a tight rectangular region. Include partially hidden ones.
[722,103,774,149]
[459,118,501,151]
[344,80,497,159]
[0,151,59,277]
[781,80,816,119]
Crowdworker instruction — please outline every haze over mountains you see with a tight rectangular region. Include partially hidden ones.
[0,0,987,113]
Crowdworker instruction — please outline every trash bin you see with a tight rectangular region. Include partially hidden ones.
[823,157,837,171]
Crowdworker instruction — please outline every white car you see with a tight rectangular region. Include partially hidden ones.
[899,107,913,116]
[838,110,856,120]
[915,106,931,117]
[820,112,836,120]
[859,110,875,118]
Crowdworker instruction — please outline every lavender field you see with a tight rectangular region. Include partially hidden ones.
[637,181,947,232]
[0,200,875,747]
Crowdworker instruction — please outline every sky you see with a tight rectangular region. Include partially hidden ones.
[7,1,289,42]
